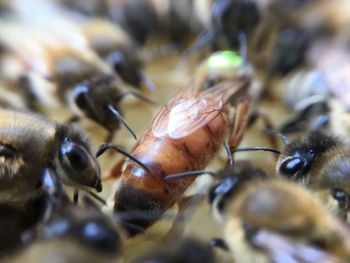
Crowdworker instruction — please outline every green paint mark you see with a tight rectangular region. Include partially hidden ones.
[206,51,243,69]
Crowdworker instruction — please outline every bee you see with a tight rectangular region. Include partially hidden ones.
[58,0,212,47]
[7,192,124,263]
[0,107,102,203]
[8,0,154,91]
[251,0,350,80]
[97,77,250,235]
[0,18,150,140]
[210,168,350,262]
[274,130,350,220]
[194,50,254,91]
[131,237,216,263]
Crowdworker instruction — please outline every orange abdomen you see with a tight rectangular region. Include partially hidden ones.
[113,111,229,234]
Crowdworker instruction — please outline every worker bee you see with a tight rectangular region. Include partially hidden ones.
[97,77,250,236]
[58,0,211,46]
[0,108,102,203]
[3,0,154,91]
[8,192,124,263]
[214,175,350,262]
[275,130,350,221]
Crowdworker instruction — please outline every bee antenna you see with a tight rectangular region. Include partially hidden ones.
[181,31,214,58]
[86,190,107,206]
[263,129,290,145]
[96,143,151,173]
[233,147,281,155]
[107,104,137,140]
[138,69,156,92]
[120,90,159,106]
[164,170,215,181]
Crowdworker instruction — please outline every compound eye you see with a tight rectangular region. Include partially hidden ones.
[107,51,125,73]
[331,188,347,203]
[279,156,305,176]
[0,144,17,158]
[80,221,119,251]
[60,140,89,172]
[72,84,90,111]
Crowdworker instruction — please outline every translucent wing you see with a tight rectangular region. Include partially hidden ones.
[152,80,248,139]
[253,230,339,263]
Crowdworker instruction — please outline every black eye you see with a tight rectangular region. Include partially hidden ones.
[0,144,17,158]
[208,177,238,211]
[107,51,125,73]
[60,140,89,171]
[331,188,347,203]
[279,157,305,176]
[72,84,90,110]
[80,221,119,252]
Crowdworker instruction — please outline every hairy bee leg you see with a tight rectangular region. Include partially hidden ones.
[208,238,229,251]
[229,99,250,152]
[247,111,278,150]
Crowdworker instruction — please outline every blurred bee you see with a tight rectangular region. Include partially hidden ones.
[131,237,216,263]
[211,166,350,262]
[250,0,350,82]
[0,20,150,140]
[6,173,124,263]
[60,0,213,46]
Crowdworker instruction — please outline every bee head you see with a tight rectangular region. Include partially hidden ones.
[56,124,102,192]
[71,75,125,132]
[209,161,266,214]
[106,50,146,90]
[36,206,122,255]
[211,0,260,47]
[277,131,338,182]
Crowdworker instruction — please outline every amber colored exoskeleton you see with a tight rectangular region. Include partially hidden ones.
[106,78,249,235]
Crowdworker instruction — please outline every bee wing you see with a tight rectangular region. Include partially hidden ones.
[152,80,248,139]
[253,230,339,263]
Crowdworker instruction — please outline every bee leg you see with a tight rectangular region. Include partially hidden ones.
[229,98,250,152]
[208,238,229,251]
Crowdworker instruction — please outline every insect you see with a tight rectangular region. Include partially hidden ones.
[4,0,154,91]
[8,177,124,263]
[194,50,254,91]
[211,166,350,262]
[60,0,211,46]
[274,130,350,221]
[70,74,156,142]
[97,77,250,235]
[0,107,102,204]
